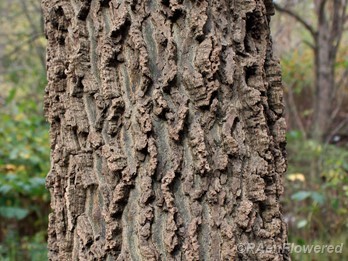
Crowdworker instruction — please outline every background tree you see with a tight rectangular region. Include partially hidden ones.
[42,0,288,260]
[272,1,348,260]
[274,0,348,142]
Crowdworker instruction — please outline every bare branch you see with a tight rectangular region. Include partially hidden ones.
[0,32,43,62]
[303,40,316,50]
[274,3,317,38]
[325,116,348,145]
[19,0,40,36]
[336,65,348,90]
[331,0,348,57]
[316,0,328,18]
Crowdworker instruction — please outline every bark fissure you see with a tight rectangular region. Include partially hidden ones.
[43,0,289,260]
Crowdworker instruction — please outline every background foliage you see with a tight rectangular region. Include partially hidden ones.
[0,0,49,259]
[0,0,347,260]
[273,0,348,260]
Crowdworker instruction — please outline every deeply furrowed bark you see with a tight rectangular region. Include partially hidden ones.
[42,0,289,260]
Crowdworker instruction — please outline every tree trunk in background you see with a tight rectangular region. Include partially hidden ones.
[275,0,348,143]
[42,0,288,260]
[312,5,338,143]
[311,5,333,143]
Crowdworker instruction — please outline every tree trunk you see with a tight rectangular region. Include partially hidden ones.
[312,8,336,142]
[42,0,288,260]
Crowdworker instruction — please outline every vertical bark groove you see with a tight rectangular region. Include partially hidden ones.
[43,0,289,260]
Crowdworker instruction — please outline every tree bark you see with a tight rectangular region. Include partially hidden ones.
[42,0,288,260]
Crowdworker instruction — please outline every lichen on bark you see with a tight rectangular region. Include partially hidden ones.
[43,0,289,260]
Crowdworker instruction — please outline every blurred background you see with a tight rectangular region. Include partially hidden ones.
[0,0,347,260]
[0,0,49,260]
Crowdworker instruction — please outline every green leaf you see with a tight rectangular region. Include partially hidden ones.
[5,89,16,104]
[0,206,29,220]
[297,219,308,229]
[291,191,311,201]
[332,198,339,210]
[29,177,46,187]
[342,162,348,172]
[287,130,302,140]
[0,184,12,194]
[310,192,325,205]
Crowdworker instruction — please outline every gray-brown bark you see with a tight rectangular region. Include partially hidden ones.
[43,0,288,260]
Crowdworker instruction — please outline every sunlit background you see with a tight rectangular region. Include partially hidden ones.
[0,0,347,260]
